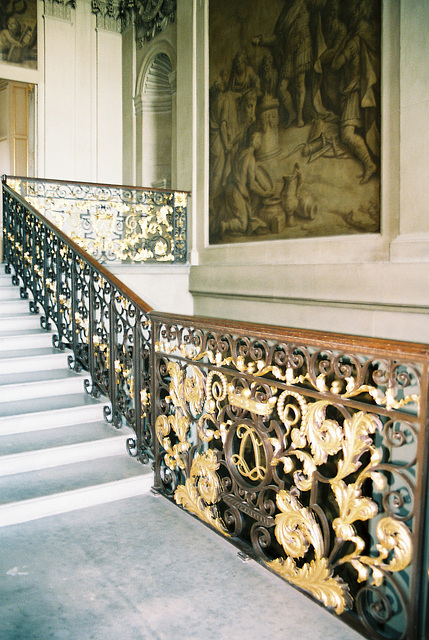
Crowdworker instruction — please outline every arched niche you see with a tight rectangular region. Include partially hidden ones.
[134,40,177,189]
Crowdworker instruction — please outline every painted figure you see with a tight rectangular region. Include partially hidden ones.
[220,131,273,237]
[332,0,379,183]
[253,0,315,127]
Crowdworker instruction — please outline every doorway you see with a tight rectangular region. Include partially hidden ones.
[0,79,35,178]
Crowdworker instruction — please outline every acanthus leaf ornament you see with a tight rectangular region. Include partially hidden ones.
[174,450,228,535]
[150,316,420,637]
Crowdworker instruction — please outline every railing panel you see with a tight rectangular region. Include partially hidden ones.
[151,312,429,640]
[6,176,189,264]
[2,179,153,463]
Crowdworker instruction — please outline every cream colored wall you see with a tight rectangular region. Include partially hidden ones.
[0,0,122,183]
[109,264,193,314]
[185,0,429,344]
[120,13,194,315]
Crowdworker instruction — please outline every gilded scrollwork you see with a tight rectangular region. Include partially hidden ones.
[3,182,152,459]
[175,450,228,535]
[155,324,422,417]
[7,178,188,265]
[153,321,418,636]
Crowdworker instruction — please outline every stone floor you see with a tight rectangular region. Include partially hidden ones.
[0,493,366,640]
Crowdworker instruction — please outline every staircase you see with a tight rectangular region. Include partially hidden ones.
[0,265,153,528]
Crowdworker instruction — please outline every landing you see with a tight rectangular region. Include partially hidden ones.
[0,493,366,640]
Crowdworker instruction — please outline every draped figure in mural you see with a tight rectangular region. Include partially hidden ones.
[332,0,379,183]
[0,0,26,30]
[208,0,381,244]
[220,131,273,237]
[253,0,315,127]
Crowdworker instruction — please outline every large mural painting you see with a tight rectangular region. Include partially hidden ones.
[209,0,381,244]
[0,0,37,69]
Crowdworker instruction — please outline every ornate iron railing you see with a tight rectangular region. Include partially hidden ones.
[5,176,189,264]
[3,176,429,640]
[151,312,429,640]
[2,177,153,462]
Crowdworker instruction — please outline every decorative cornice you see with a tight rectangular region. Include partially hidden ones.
[133,0,176,47]
[91,0,122,33]
[43,0,76,22]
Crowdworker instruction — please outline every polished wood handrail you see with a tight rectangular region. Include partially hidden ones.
[4,174,191,196]
[150,310,429,360]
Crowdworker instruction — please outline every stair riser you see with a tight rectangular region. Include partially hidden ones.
[0,403,105,435]
[0,300,30,315]
[0,288,21,300]
[0,353,69,374]
[0,475,153,528]
[0,316,42,332]
[0,376,86,403]
[0,332,54,351]
[0,436,129,477]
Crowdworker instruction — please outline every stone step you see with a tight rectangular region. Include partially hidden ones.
[0,286,20,300]
[0,347,69,373]
[0,313,41,332]
[0,472,153,528]
[0,329,54,351]
[0,369,87,403]
[0,433,132,477]
[0,419,122,456]
[0,393,105,435]
[0,298,31,314]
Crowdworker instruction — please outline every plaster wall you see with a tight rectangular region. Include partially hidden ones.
[0,0,123,184]
[109,264,193,315]
[184,0,429,344]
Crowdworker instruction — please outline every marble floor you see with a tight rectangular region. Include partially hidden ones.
[0,492,367,640]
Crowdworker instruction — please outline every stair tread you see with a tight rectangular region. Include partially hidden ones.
[0,301,30,311]
[0,367,85,387]
[0,391,103,418]
[0,312,38,318]
[0,328,50,337]
[0,420,131,456]
[0,346,68,360]
[0,454,150,506]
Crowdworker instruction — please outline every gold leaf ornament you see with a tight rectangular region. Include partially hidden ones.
[268,556,350,615]
[274,490,324,559]
[174,450,228,535]
[303,401,344,465]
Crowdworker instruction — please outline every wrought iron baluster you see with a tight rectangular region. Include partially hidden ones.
[84,268,99,397]
[3,190,12,273]
[20,209,30,300]
[40,227,51,331]
[68,256,81,372]
[105,291,119,426]
[129,309,144,460]
[29,212,39,314]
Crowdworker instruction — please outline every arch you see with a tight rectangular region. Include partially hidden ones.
[134,40,177,189]
[135,39,177,100]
